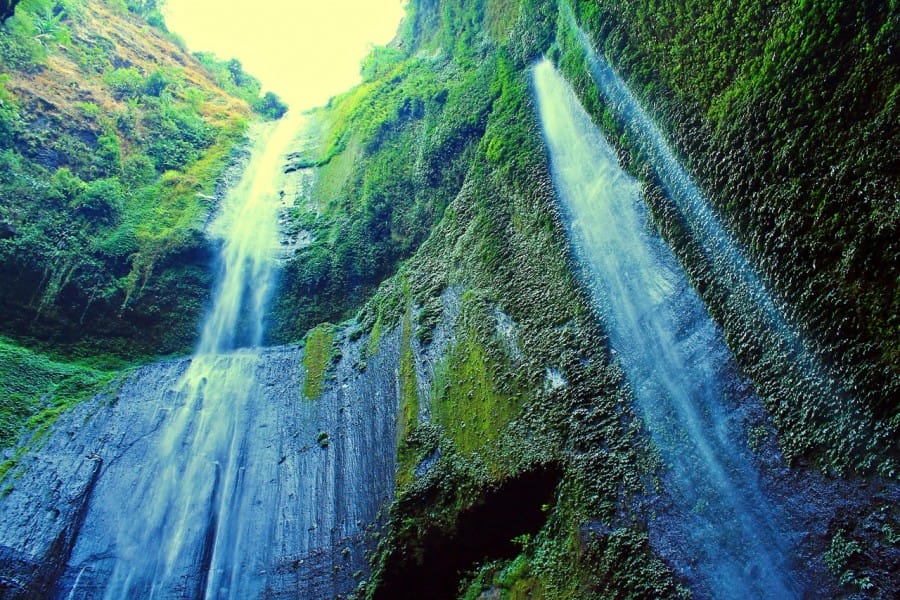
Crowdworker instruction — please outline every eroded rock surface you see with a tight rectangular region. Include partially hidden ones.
[0,335,402,599]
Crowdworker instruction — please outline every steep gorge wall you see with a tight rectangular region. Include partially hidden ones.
[558,0,897,474]
[281,0,899,597]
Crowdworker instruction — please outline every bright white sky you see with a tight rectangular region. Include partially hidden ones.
[163,0,407,110]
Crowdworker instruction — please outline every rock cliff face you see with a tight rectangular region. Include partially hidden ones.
[279,1,897,597]
[0,2,20,22]
[0,332,403,599]
[0,0,896,598]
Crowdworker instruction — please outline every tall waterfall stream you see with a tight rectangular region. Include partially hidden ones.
[0,114,398,599]
[100,108,299,600]
[100,111,298,597]
[533,59,801,598]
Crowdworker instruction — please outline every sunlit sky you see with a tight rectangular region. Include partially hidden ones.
[163,0,407,110]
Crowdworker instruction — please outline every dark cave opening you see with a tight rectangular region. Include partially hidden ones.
[374,464,563,599]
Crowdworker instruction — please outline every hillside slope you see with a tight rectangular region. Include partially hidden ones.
[0,0,269,361]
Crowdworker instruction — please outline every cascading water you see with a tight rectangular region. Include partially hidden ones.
[560,8,884,462]
[533,59,803,597]
[0,105,397,599]
[100,113,302,599]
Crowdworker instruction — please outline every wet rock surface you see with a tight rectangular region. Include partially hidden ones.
[0,336,401,599]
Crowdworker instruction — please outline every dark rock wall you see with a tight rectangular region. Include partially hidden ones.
[0,332,407,599]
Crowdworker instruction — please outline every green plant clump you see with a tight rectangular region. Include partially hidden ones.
[302,323,337,400]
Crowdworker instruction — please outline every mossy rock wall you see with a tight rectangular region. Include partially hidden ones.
[281,0,899,597]
[557,0,898,475]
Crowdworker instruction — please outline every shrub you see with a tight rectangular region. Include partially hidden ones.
[252,91,288,120]
[104,67,144,100]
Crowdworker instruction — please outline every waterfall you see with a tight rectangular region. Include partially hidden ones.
[98,113,301,599]
[533,59,802,598]
[559,9,882,469]
[0,105,398,600]
[197,111,298,355]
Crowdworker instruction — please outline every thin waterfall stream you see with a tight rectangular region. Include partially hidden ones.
[533,59,802,598]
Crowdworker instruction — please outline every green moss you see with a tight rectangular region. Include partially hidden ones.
[485,0,522,41]
[0,337,118,484]
[0,337,116,448]
[396,301,419,489]
[367,311,383,358]
[302,323,336,400]
[432,326,520,468]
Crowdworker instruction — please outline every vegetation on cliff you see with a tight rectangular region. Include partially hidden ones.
[0,0,285,363]
[284,1,691,597]
[283,0,897,597]
[557,0,897,477]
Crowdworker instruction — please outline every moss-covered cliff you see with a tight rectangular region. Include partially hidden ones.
[278,0,898,597]
[0,0,895,597]
[552,0,898,477]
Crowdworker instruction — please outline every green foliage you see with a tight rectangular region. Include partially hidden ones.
[143,98,214,171]
[0,0,252,360]
[142,68,171,97]
[0,75,22,145]
[461,522,690,600]
[480,50,542,180]
[103,67,144,99]
[251,91,287,120]
[0,0,50,69]
[462,555,544,600]
[272,44,502,342]
[824,530,873,591]
[71,177,123,222]
[302,323,336,400]
[360,45,406,81]
[93,132,122,174]
[194,52,288,120]
[352,8,667,595]
[0,337,113,450]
